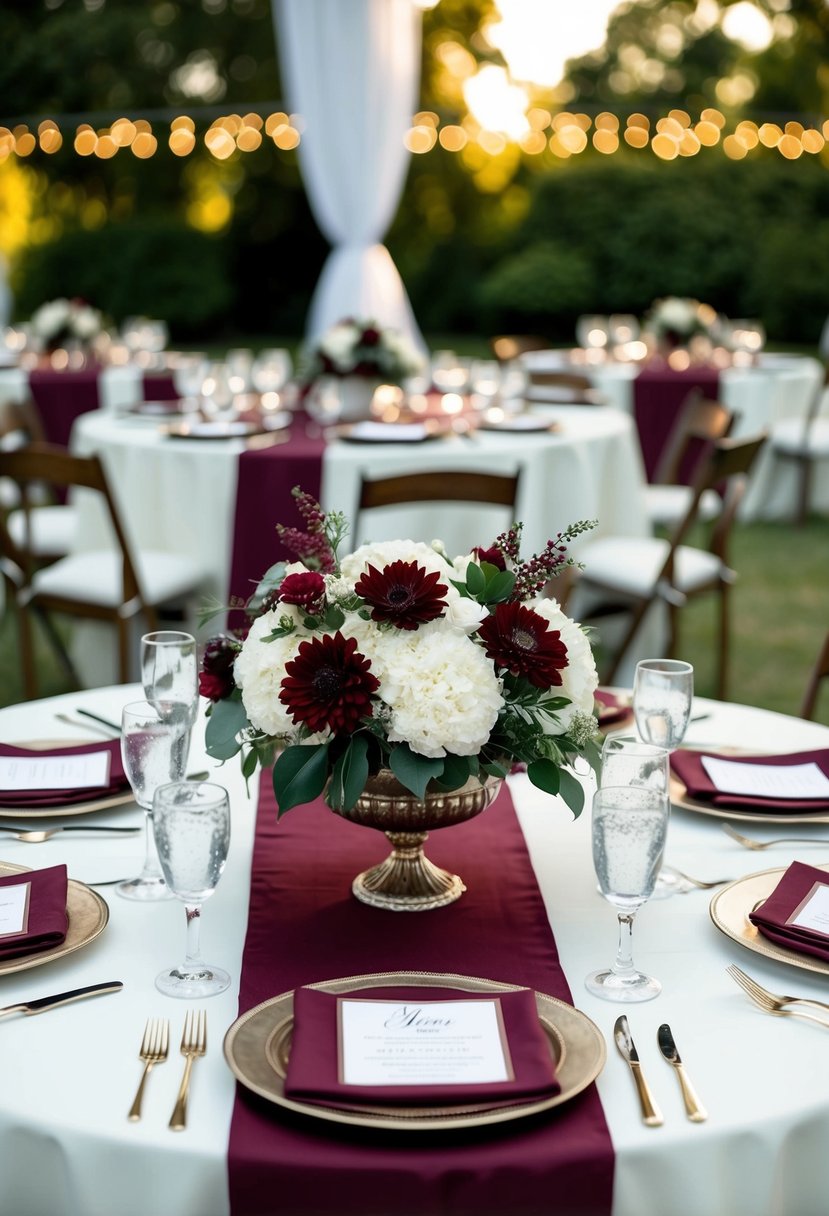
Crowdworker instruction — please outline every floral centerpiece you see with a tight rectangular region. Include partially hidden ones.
[30,297,102,351]
[300,317,425,385]
[201,490,601,908]
[644,296,716,350]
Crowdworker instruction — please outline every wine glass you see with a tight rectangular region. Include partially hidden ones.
[633,660,694,751]
[141,631,199,730]
[586,785,669,1002]
[153,781,231,998]
[252,348,293,395]
[118,700,192,901]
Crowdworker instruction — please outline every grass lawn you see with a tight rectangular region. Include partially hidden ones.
[1,517,827,727]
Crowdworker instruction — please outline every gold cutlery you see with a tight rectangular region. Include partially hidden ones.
[169,1009,207,1131]
[0,825,141,843]
[722,824,829,851]
[661,864,734,891]
[657,1024,707,1122]
[128,1017,170,1121]
[727,965,829,1027]
[0,980,122,1019]
[613,1015,663,1127]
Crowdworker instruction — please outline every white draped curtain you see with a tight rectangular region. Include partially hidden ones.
[273,0,426,350]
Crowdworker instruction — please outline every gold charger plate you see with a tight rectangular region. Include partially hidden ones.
[670,748,829,825]
[0,739,134,821]
[709,863,829,977]
[0,861,110,976]
[224,969,605,1132]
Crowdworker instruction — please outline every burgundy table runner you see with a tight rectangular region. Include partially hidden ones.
[227,782,614,1216]
[141,372,178,401]
[29,367,102,449]
[633,364,720,482]
[227,414,325,611]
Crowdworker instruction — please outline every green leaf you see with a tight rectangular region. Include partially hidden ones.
[527,759,561,796]
[328,734,370,811]
[241,747,259,781]
[389,744,445,800]
[465,562,486,596]
[558,767,586,819]
[448,578,471,599]
[272,743,330,815]
[324,604,345,630]
[482,570,516,604]
[482,758,510,778]
[435,752,471,791]
[204,695,248,760]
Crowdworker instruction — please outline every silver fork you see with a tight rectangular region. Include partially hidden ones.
[726,965,829,1028]
[661,864,734,891]
[169,1009,207,1131]
[722,823,829,851]
[0,826,141,843]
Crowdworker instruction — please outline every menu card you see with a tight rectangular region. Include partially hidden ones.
[339,998,513,1088]
[0,751,111,792]
[701,756,829,800]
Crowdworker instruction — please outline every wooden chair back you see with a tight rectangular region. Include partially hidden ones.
[651,391,735,486]
[358,469,520,512]
[525,370,594,394]
[801,630,829,721]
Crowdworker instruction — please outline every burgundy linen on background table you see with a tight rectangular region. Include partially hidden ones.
[28,367,177,447]
[227,414,325,611]
[227,783,614,1216]
[633,365,720,482]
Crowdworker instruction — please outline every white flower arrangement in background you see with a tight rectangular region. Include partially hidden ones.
[645,296,716,344]
[30,297,102,348]
[300,317,425,384]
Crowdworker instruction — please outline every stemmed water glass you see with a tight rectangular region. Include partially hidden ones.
[118,701,193,901]
[141,631,199,730]
[153,781,231,998]
[586,785,669,1002]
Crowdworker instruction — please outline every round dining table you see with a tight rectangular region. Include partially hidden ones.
[522,350,824,519]
[0,684,827,1216]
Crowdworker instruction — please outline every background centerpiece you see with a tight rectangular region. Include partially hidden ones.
[202,489,601,910]
[300,317,425,422]
[30,296,102,359]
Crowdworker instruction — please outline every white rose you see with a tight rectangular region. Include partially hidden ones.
[444,595,488,635]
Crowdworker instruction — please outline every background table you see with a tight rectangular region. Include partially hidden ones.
[522,351,824,519]
[0,686,827,1216]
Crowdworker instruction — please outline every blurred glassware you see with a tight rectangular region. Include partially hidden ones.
[252,348,293,395]
[607,314,640,353]
[2,324,30,356]
[469,359,502,409]
[304,377,343,425]
[200,361,237,420]
[173,353,210,400]
[431,350,471,394]
[576,315,609,353]
[730,319,766,362]
[225,348,254,394]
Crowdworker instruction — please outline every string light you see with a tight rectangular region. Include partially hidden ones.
[1,106,828,164]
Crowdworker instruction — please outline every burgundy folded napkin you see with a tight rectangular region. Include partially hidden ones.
[284,984,559,1109]
[671,748,829,813]
[595,689,633,728]
[0,864,68,959]
[749,861,829,962]
[0,739,127,808]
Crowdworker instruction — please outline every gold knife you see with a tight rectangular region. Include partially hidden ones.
[658,1024,708,1122]
[0,981,123,1019]
[614,1015,664,1127]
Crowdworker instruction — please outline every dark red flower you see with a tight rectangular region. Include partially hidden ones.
[473,545,506,571]
[279,571,325,612]
[478,602,568,689]
[361,326,381,346]
[354,560,448,630]
[279,632,380,734]
[199,635,240,702]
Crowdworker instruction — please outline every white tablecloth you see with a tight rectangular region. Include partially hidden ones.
[522,352,825,519]
[0,686,827,1216]
[0,364,146,415]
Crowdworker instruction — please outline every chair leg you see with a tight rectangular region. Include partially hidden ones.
[117,617,131,684]
[600,598,651,686]
[16,597,38,701]
[717,581,730,701]
[796,457,812,526]
[666,602,679,658]
[34,607,81,687]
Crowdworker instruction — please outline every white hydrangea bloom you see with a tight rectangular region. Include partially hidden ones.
[319,323,359,370]
[340,540,458,598]
[527,597,599,734]
[233,611,306,737]
[369,629,503,758]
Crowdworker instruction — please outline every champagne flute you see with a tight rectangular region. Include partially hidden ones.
[633,660,694,750]
[118,700,192,901]
[601,735,670,795]
[586,785,669,1002]
[153,781,231,998]
[141,631,199,730]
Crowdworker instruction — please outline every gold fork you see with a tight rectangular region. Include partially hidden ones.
[128,1017,170,1121]
[169,1009,207,1131]
[722,823,829,851]
[726,965,829,1028]
[0,826,141,843]
[661,864,734,890]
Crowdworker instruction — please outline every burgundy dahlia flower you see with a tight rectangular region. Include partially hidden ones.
[279,570,326,612]
[279,631,380,734]
[354,560,448,630]
[199,635,241,702]
[478,601,568,689]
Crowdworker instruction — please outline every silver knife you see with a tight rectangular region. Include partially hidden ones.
[657,1024,708,1122]
[614,1015,664,1127]
[0,981,123,1019]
